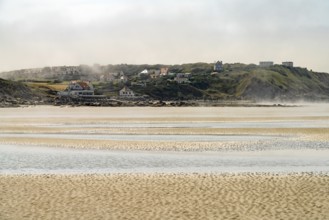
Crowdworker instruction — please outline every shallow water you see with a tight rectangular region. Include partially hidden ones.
[0,133,279,142]
[1,144,329,174]
[35,120,329,129]
[1,105,329,174]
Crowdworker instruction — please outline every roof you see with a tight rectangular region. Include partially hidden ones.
[69,81,93,90]
[140,69,148,74]
[120,86,133,92]
[77,81,91,90]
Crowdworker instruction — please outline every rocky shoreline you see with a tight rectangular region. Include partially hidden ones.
[1,97,298,108]
[0,97,47,108]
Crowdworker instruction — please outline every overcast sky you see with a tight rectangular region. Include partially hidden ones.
[0,0,329,72]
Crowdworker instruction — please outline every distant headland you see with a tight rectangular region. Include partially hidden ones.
[1,62,329,107]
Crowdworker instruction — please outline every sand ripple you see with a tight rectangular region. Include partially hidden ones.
[1,173,329,219]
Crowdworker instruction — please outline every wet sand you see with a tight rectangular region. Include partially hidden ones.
[1,105,329,149]
[1,173,329,220]
[1,105,329,219]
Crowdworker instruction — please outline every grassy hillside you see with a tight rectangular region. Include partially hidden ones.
[1,63,329,102]
[132,64,329,101]
[217,65,329,101]
[0,78,53,106]
[0,78,34,99]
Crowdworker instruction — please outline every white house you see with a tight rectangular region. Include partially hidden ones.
[259,61,274,67]
[282,62,293,67]
[138,69,149,77]
[119,74,128,83]
[214,61,223,72]
[58,81,94,97]
[119,86,135,98]
[174,73,191,83]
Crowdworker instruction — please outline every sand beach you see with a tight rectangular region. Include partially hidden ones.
[1,173,329,220]
[1,105,329,219]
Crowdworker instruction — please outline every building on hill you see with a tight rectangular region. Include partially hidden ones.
[100,71,128,83]
[214,61,223,72]
[160,67,169,76]
[149,70,161,79]
[58,81,94,97]
[174,73,191,84]
[99,73,116,82]
[282,62,293,67]
[138,69,149,77]
[259,61,274,67]
[119,75,128,83]
[119,86,135,98]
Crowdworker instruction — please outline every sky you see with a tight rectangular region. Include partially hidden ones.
[0,0,329,72]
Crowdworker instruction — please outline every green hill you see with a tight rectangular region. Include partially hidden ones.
[0,78,34,98]
[207,64,329,101]
[0,78,50,106]
[1,63,329,102]
[128,64,329,101]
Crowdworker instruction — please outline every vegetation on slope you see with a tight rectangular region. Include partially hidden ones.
[1,63,329,102]
[0,78,34,99]
[0,78,55,106]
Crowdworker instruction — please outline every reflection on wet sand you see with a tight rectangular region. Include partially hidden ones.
[1,105,329,219]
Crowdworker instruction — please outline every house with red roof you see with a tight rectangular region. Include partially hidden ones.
[58,81,95,97]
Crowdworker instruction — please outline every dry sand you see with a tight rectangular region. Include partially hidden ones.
[1,173,329,220]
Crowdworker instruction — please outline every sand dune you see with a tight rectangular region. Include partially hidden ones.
[1,173,329,220]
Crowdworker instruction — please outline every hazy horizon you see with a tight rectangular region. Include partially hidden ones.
[1,0,329,73]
